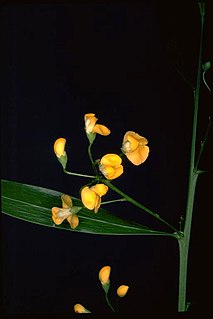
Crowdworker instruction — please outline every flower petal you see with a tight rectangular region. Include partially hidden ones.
[51,207,71,225]
[67,214,79,229]
[99,266,111,285]
[125,145,149,165]
[117,285,129,298]
[74,304,91,313]
[53,138,66,158]
[100,154,122,166]
[91,184,108,197]
[84,113,97,134]
[93,124,111,136]
[61,194,73,208]
[81,186,97,210]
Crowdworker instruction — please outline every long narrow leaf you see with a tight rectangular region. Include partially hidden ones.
[1,179,172,236]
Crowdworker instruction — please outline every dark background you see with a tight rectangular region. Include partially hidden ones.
[1,1,212,317]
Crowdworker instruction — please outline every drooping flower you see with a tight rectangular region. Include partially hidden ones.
[122,131,149,166]
[99,154,123,180]
[53,138,67,169]
[99,266,111,285]
[81,184,108,213]
[117,285,129,298]
[74,304,91,313]
[51,194,81,229]
[84,113,111,137]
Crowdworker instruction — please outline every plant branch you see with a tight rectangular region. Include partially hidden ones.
[100,178,179,233]
[63,169,95,179]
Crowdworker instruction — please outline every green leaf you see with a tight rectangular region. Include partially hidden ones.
[1,179,171,236]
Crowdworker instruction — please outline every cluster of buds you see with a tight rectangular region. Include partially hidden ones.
[52,113,149,229]
[74,265,129,313]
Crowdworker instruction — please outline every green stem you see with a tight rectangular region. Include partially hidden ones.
[100,178,178,233]
[177,3,205,312]
[178,173,198,312]
[102,198,127,205]
[88,143,98,175]
[63,169,95,179]
[194,117,212,172]
[105,292,116,312]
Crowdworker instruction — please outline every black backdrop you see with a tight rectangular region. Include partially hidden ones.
[1,1,212,317]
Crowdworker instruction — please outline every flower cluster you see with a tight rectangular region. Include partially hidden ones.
[74,265,129,313]
[52,113,149,228]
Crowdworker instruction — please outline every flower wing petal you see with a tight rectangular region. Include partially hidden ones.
[81,186,97,210]
[93,124,111,136]
[125,145,149,165]
[61,194,73,208]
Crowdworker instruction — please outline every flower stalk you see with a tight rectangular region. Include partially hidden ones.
[177,2,207,312]
[100,178,179,233]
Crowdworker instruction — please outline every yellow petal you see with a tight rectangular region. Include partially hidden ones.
[91,184,108,197]
[93,124,111,136]
[123,131,148,146]
[122,134,139,153]
[51,207,71,225]
[67,214,79,229]
[84,113,97,134]
[94,195,101,213]
[74,304,91,313]
[61,194,73,208]
[100,164,123,180]
[81,186,97,210]
[99,266,111,285]
[100,154,122,166]
[117,285,129,298]
[53,138,66,158]
[125,145,149,165]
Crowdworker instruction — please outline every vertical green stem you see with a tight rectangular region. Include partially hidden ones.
[178,174,198,312]
[177,3,205,312]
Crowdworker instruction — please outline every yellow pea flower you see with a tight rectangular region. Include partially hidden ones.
[74,304,91,313]
[51,194,81,229]
[99,266,111,285]
[99,154,123,180]
[84,113,111,136]
[117,285,129,298]
[122,131,149,166]
[81,184,108,213]
[53,138,67,169]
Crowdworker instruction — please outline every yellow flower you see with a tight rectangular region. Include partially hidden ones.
[81,184,108,213]
[122,131,149,166]
[54,138,66,158]
[117,285,129,298]
[74,304,91,313]
[51,194,81,229]
[99,154,123,180]
[53,138,67,169]
[84,113,111,136]
[99,266,111,285]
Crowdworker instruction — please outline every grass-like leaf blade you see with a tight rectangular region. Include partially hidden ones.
[1,179,171,236]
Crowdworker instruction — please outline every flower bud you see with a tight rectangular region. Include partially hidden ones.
[99,266,111,285]
[53,138,67,169]
[117,285,129,298]
[74,303,91,313]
